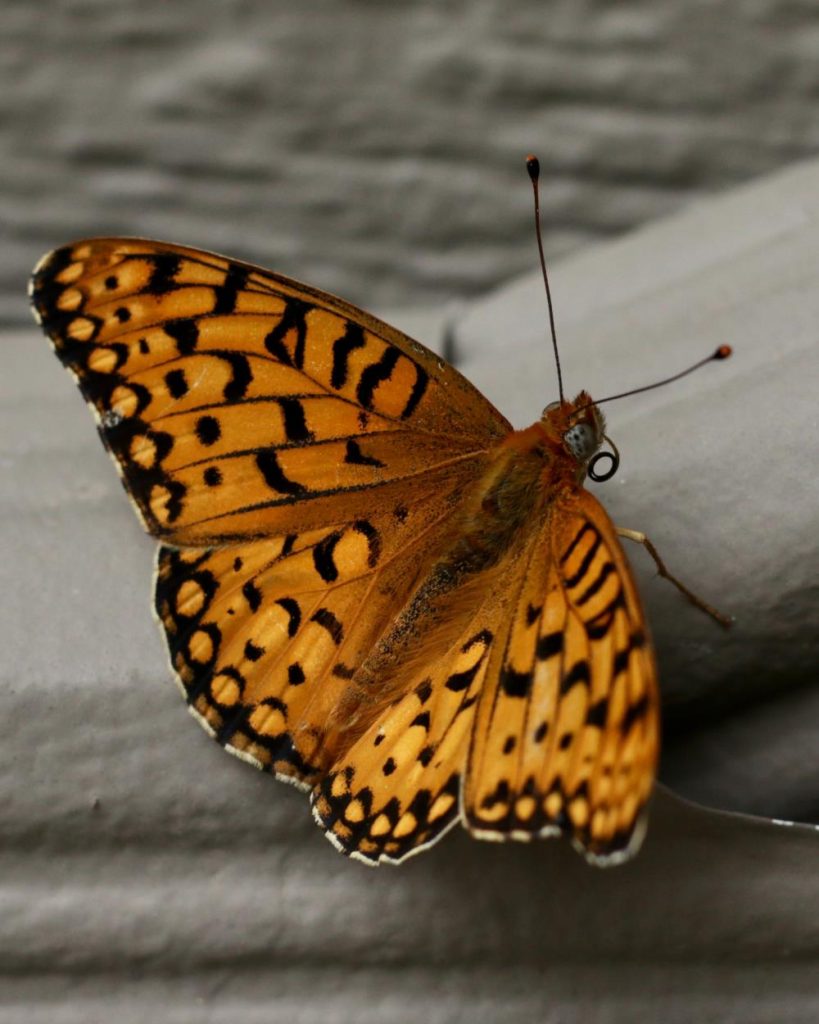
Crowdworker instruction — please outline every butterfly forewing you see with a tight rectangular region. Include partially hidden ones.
[30,239,508,545]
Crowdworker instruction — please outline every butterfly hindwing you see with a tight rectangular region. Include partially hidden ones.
[311,605,505,863]
[154,474,480,787]
[30,238,509,546]
[464,490,659,863]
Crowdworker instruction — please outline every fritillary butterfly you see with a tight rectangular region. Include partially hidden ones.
[29,171,728,866]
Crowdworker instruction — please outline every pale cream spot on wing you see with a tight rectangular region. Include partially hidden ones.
[393,812,418,838]
[188,630,214,664]
[175,579,206,616]
[130,433,157,469]
[57,288,83,311]
[88,348,120,374]
[249,704,287,736]
[331,774,349,799]
[428,792,456,822]
[56,261,84,284]
[110,385,139,418]
[544,791,563,818]
[211,674,241,706]
[370,814,392,836]
[569,796,589,829]
[67,317,96,341]
[344,799,366,823]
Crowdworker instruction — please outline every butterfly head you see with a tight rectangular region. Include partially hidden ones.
[541,393,619,482]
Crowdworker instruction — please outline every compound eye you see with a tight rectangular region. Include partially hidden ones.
[542,400,560,416]
[563,422,597,461]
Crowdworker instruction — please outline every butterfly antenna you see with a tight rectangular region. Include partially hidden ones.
[586,345,732,411]
[526,154,564,404]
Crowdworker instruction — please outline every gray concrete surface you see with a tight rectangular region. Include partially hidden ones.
[5,0,819,327]
[3,157,818,1020]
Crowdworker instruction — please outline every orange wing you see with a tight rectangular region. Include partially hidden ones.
[30,238,509,546]
[464,489,659,864]
[31,237,659,868]
[154,480,481,791]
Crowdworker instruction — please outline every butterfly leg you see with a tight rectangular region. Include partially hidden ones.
[616,527,733,628]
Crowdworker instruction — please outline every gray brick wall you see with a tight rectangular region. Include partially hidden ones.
[4,0,819,324]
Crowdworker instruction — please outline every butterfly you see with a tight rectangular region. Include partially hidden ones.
[31,224,695,867]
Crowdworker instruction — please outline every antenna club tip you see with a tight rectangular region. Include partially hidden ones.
[525,154,540,180]
[714,344,732,360]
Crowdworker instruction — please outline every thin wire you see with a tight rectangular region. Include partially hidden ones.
[526,155,564,404]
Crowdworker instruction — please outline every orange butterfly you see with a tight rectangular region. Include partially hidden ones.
[29,170,728,866]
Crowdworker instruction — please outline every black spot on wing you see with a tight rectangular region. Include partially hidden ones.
[242,580,262,612]
[244,639,264,662]
[577,562,616,606]
[264,298,310,368]
[164,369,189,398]
[445,659,483,693]
[481,779,510,811]
[564,531,602,589]
[357,346,400,410]
[344,439,385,468]
[560,522,594,566]
[220,352,253,402]
[500,666,531,698]
[213,264,249,314]
[620,695,650,734]
[352,519,381,568]
[288,663,306,686]
[401,364,428,419]
[331,322,366,389]
[196,415,221,446]
[463,629,493,651]
[586,698,608,727]
[275,597,301,637]
[164,318,199,355]
[415,679,433,704]
[584,590,626,639]
[147,254,181,294]
[560,660,590,694]
[313,531,342,583]
[311,608,343,645]
[256,448,306,495]
[536,631,563,660]
[279,397,313,443]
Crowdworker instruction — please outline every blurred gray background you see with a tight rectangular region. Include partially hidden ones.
[5,0,819,326]
[3,4,819,1022]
